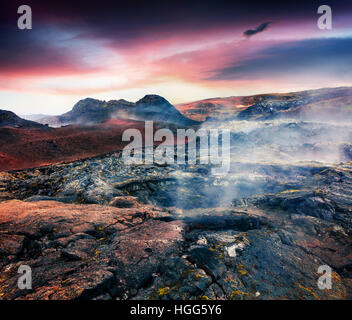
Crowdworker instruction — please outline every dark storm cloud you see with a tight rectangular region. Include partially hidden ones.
[208,38,352,80]
[1,0,340,42]
[243,22,272,37]
[1,0,352,73]
[0,27,91,73]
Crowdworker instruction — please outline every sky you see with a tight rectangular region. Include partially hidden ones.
[0,0,352,115]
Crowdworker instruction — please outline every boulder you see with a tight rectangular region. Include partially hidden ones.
[109,196,139,208]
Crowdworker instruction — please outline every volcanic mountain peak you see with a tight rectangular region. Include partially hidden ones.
[116,99,130,103]
[71,98,106,113]
[0,109,46,128]
[71,95,171,114]
[136,94,171,106]
[32,94,199,127]
[0,109,18,120]
[107,99,135,107]
[133,94,199,126]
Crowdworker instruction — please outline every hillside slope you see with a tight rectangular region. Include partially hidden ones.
[177,87,352,121]
[0,110,47,129]
[0,119,147,171]
[36,95,199,127]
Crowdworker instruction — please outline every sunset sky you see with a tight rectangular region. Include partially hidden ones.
[1,0,352,115]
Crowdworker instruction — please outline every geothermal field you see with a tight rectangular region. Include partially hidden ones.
[1,87,352,300]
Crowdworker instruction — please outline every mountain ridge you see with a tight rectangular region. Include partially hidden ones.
[0,110,47,129]
[177,86,352,121]
[34,95,199,127]
[14,86,352,126]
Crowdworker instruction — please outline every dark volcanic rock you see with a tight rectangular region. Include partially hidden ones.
[57,98,135,125]
[109,196,139,208]
[1,187,352,299]
[0,200,183,300]
[137,208,350,300]
[0,110,46,129]
[1,139,352,300]
[134,95,199,126]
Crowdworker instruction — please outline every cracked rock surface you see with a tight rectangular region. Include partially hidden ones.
[1,153,352,300]
[0,200,183,300]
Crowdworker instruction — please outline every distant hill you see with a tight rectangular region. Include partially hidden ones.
[20,87,352,127]
[132,95,198,125]
[34,95,199,127]
[2,86,352,171]
[0,118,148,171]
[176,87,352,121]
[0,110,47,129]
[21,114,50,121]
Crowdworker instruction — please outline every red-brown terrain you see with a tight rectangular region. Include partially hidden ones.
[0,118,189,172]
[1,87,352,171]
[177,96,249,121]
[177,87,352,121]
[0,199,184,300]
[1,86,352,299]
[0,119,147,171]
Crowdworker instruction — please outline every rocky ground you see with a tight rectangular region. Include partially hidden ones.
[0,119,149,171]
[177,87,352,122]
[1,87,352,300]
[1,147,352,300]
